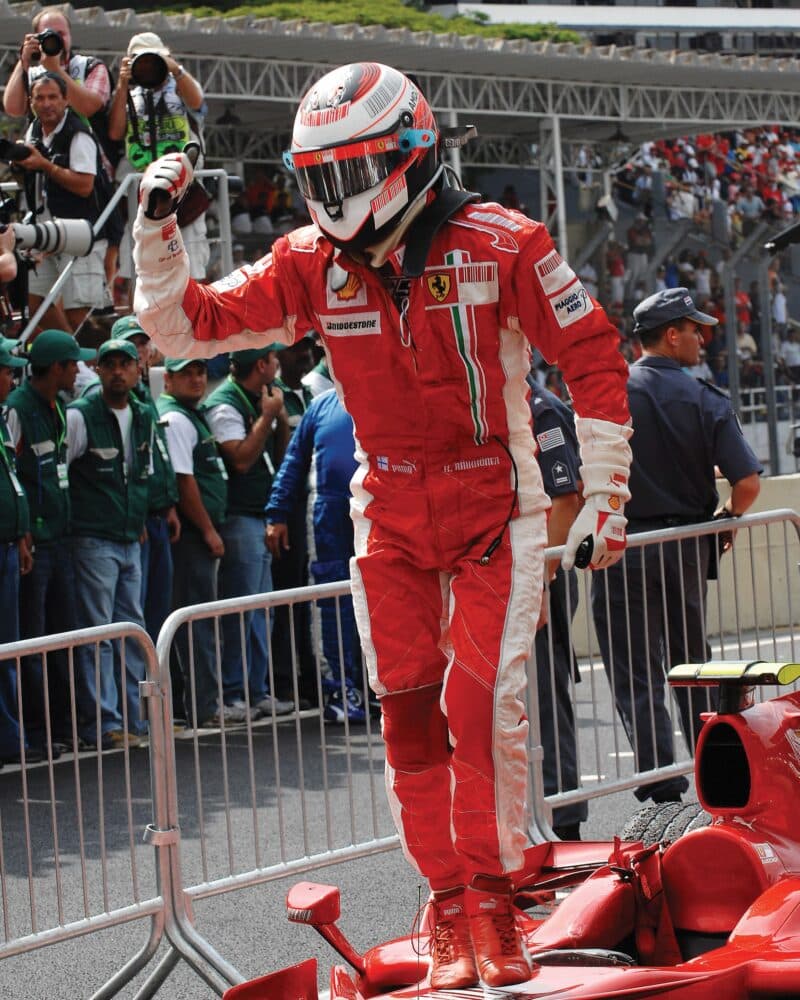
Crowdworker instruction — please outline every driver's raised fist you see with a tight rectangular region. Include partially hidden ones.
[139,151,193,221]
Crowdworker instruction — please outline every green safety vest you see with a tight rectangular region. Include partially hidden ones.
[275,377,312,432]
[125,80,195,173]
[6,380,69,544]
[157,394,227,529]
[132,382,178,513]
[205,376,276,518]
[0,412,29,543]
[79,378,178,514]
[67,393,153,543]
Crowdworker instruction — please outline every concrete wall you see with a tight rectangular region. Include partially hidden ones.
[569,475,800,658]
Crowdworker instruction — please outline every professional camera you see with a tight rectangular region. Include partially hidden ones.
[3,218,94,257]
[30,28,64,62]
[130,51,169,90]
[0,138,34,163]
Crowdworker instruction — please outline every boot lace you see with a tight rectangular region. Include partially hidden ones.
[491,911,519,956]
[433,919,457,964]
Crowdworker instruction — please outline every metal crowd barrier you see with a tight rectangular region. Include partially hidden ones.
[529,508,800,836]
[0,622,243,998]
[155,584,397,908]
[0,510,797,995]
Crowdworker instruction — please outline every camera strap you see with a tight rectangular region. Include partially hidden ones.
[127,87,205,168]
[146,89,159,168]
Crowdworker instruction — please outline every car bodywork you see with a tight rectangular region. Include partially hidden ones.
[225,660,800,1000]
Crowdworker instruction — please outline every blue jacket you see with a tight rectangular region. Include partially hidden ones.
[267,389,357,564]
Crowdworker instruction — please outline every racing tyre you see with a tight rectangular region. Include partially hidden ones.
[620,801,709,845]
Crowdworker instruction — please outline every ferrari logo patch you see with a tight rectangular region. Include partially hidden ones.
[427,273,451,302]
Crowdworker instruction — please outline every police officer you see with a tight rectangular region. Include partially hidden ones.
[591,287,762,803]
[529,379,588,840]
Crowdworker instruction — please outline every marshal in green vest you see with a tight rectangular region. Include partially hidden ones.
[0,413,29,543]
[275,376,312,431]
[132,382,178,512]
[78,377,178,514]
[67,393,154,543]
[205,375,277,518]
[157,394,227,528]
[6,380,70,544]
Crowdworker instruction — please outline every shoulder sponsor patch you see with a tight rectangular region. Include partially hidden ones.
[536,426,565,452]
[549,280,594,329]
[467,210,523,233]
[535,249,578,297]
[318,312,381,337]
[451,216,519,253]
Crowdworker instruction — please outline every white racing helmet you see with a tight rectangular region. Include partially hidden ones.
[284,63,442,251]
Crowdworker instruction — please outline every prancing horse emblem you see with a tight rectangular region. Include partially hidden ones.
[427,273,451,302]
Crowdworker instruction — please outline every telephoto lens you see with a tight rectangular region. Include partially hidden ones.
[36,29,64,58]
[0,138,33,163]
[11,218,94,256]
[130,52,169,90]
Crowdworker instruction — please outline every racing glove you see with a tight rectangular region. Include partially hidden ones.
[139,150,194,221]
[562,416,633,572]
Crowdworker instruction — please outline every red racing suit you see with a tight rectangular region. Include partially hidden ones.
[134,198,629,890]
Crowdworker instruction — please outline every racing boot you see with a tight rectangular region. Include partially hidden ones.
[466,875,531,987]
[428,887,478,989]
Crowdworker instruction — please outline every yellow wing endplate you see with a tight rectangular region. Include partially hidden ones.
[669,661,800,687]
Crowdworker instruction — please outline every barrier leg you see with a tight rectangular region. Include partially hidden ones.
[88,913,165,1000]
[131,945,181,1000]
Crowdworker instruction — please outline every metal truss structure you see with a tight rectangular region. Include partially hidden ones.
[3,7,800,253]
[166,54,800,151]
[4,41,800,166]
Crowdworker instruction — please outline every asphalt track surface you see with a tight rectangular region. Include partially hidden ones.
[2,629,795,999]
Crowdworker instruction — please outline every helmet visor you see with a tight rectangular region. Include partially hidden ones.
[286,128,436,204]
[292,144,407,203]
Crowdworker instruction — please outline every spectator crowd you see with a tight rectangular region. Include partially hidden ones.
[0,316,373,764]
[555,126,800,410]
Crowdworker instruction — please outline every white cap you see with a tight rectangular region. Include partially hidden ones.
[127,32,169,59]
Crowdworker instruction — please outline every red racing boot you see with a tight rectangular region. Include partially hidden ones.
[428,888,479,989]
[466,875,531,987]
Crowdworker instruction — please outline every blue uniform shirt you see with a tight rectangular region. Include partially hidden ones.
[626,356,761,523]
[267,389,357,522]
[527,378,580,498]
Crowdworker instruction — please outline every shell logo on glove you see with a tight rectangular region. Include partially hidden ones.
[608,495,621,511]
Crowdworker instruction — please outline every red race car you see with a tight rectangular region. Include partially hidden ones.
[226,660,800,1000]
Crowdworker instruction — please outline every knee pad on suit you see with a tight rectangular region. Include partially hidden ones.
[381,684,449,771]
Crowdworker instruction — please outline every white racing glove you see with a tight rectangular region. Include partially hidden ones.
[139,150,194,222]
[562,416,633,572]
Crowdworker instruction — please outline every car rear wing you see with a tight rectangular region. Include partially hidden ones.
[668,660,800,713]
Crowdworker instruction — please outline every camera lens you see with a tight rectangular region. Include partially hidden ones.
[130,53,168,90]
[37,30,64,57]
[0,139,33,163]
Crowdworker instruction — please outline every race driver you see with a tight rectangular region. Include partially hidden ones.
[129,63,632,989]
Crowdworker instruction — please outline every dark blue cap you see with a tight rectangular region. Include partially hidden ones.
[633,287,718,335]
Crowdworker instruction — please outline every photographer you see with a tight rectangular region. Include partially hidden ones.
[109,33,209,282]
[3,8,113,159]
[15,72,109,335]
